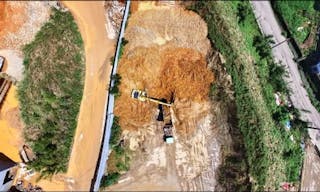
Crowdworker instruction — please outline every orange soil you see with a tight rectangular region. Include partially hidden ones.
[114,3,214,136]
[0,86,23,162]
[0,2,26,44]
[115,46,214,135]
[62,1,114,191]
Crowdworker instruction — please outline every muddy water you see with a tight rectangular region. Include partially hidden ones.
[62,1,115,191]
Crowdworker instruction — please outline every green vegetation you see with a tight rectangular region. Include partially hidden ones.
[190,1,306,190]
[100,116,130,188]
[109,116,122,147]
[100,172,120,187]
[110,73,121,98]
[272,2,320,114]
[272,1,316,44]
[119,38,128,59]
[110,56,114,66]
[17,8,84,175]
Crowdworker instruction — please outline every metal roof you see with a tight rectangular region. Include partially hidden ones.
[0,153,16,171]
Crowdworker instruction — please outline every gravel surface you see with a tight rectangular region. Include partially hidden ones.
[1,1,51,50]
[0,50,23,81]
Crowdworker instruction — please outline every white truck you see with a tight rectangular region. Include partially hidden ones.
[0,56,4,71]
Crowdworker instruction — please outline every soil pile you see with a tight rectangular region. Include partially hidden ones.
[115,8,214,136]
[0,2,26,40]
[0,2,50,49]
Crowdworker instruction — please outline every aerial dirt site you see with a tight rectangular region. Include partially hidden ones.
[1,0,320,192]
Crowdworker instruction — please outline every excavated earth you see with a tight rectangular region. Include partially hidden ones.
[114,6,213,136]
[109,2,233,191]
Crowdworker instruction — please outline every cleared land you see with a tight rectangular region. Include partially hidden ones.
[115,4,213,136]
[106,2,226,191]
[62,1,115,191]
[18,8,85,175]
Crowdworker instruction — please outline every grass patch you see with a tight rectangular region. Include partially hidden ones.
[272,1,316,44]
[110,73,121,98]
[118,38,128,59]
[190,1,306,190]
[17,8,84,176]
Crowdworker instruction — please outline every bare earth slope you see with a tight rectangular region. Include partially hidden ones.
[109,2,225,191]
[115,7,213,136]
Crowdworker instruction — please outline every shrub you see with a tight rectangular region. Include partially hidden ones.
[18,8,84,175]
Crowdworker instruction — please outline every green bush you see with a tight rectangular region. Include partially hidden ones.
[100,172,120,187]
[109,116,121,147]
[272,1,316,44]
[110,74,121,97]
[118,38,128,59]
[18,8,84,175]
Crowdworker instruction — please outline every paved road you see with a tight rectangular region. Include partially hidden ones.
[251,0,320,150]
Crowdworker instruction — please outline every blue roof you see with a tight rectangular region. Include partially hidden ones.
[311,62,320,74]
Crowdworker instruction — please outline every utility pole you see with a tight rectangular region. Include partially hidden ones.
[271,37,291,49]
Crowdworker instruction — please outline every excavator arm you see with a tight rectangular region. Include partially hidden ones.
[131,89,172,106]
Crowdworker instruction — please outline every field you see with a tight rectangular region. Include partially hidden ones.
[18,8,84,175]
[190,1,306,190]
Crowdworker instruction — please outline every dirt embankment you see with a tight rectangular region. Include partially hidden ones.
[115,7,213,136]
[109,2,229,191]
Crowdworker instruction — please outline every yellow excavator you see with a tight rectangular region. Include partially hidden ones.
[131,89,174,144]
[131,89,172,107]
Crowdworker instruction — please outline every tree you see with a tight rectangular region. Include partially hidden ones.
[253,35,275,59]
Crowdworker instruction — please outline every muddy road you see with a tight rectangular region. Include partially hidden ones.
[62,1,115,191]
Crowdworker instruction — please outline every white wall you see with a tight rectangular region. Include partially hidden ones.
[0,167,14,192]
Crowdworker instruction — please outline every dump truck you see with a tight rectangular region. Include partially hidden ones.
[163,122,174,144]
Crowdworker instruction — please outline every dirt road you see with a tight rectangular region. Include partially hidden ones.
[301,142,320,191]
[62,1,114,191]
[251,0,320,157]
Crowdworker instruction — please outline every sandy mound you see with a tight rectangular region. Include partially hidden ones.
[115,7,214,136]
